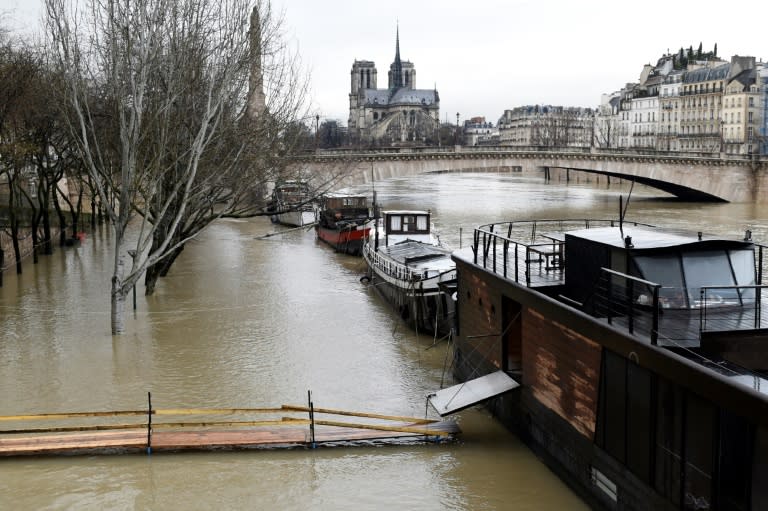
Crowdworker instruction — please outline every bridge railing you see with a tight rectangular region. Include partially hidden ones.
[307,146,765,163]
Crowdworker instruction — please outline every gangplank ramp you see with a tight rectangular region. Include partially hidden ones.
[429,370,520,416]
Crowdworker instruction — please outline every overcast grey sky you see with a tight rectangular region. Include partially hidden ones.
[6,0,767,125]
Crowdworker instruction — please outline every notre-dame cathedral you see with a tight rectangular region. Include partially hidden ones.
[348,28,440,146]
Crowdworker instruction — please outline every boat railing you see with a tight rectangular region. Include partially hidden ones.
[593,268,663,345]
[472,219,653,285]
[593,270,768,345]
[364,243,451,282]
[699,285,768,332]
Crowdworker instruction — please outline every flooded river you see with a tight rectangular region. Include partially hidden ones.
[1,171,767,510]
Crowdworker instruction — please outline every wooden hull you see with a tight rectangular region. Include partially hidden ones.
[315,224,371,255]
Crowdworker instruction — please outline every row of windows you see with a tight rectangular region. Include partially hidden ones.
[387,214,428,233]
[683,81,724,94]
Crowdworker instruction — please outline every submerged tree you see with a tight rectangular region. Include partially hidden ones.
[45,0,321,334]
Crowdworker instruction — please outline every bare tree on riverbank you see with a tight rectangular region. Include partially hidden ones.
[0,36,51,272]
[44,0,316,334]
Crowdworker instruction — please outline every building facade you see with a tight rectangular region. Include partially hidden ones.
[462,117,498,146]
[659,71,683,152]
[497,105,594,149]
[600,53,767,155]
[347,29,440,146]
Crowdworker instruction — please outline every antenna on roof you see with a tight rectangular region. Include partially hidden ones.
[619,179,635,239]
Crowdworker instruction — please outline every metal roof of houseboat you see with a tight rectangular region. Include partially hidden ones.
[381,241,453,270]
[566,226,751,250]
[383,210,430,215]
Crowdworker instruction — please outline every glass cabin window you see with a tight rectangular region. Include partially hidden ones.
[635,255,686,307]
[416,215,428,231]
[682,251,736,302]
[389,215,401,231]
[730,249,756,302]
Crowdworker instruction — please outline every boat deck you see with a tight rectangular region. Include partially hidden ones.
[0,405,459,457]
[473,243,565,288]
[605,307,768,348]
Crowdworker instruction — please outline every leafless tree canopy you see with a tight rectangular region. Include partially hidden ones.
[45,0,314,334]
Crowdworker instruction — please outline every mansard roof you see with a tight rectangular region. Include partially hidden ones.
[683,64,730,83]
[727,68,757,88]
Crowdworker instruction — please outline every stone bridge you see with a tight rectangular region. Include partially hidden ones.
[294,146,768,202]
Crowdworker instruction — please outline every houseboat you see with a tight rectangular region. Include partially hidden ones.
[439,218,768,511]
[362,210,456,336]
[315,194,371,255]
[268,180,316,227]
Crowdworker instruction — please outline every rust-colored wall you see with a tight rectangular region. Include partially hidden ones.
[460,271,503,370]
[521,308,600,439]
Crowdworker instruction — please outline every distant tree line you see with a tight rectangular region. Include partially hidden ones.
[673,42,719,69]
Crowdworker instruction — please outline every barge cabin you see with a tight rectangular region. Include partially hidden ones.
[315,194,371,255]
[451,218,768,511]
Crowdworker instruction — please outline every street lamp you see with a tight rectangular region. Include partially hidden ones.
[456,112,460,145]
[315,115,320,150]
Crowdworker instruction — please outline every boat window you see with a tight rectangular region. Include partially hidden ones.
[684,394,716,510]
[729,249,756,302]
[402,215,416,231]
[752,427,768,508]
[635,255,687,307]
[626,363,653,484]
[718,410,753,510]
[655,378,683,506]
[682,251,737,303]
[417,215,428,231]
[389,215,402,231]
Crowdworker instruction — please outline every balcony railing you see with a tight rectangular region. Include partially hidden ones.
[594,273,768,345]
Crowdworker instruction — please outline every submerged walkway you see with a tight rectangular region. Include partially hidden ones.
[0,404,459,457]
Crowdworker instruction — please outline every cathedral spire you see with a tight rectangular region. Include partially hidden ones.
[392,24,403,89]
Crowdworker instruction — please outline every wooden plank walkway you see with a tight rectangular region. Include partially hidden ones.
[0,404,459,457]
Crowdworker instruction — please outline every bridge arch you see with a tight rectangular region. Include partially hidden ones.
[297,147,768,203]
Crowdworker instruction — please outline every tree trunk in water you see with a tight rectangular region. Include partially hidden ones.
[53,194,67,246]
[42,209,53,255]
[111,281,127,335]
[144,263,162,296]
[31,226,39,264]
[10,213,22,275]
[144,245,184,296]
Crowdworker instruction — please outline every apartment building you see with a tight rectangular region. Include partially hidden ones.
[497,105,594,149]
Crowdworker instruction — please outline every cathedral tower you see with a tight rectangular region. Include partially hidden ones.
[351,60,377,95]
